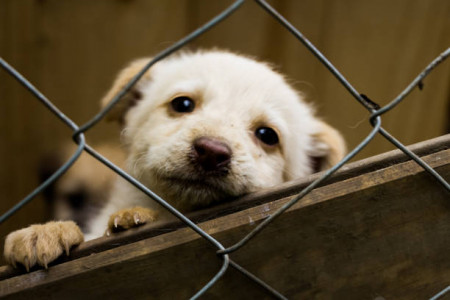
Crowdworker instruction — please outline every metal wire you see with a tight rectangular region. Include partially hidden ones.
[1,0,449,298]
[229,260,288,300]
[430,286,450,300]
[373,48,450,118]
[370,48,450,191]
[253,0,449,191]
[377,127,450,190]
[74,0,245,136]
[0,58,85,224]
[218,117,382,254]
[216,0,450,258]
[1,1,287,298]
[254,0,372,111]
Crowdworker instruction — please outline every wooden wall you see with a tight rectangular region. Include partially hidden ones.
[0,0,449,244]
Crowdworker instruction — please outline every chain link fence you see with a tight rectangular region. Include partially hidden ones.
[1,0,449,299]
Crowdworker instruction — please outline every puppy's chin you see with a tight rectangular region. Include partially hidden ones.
[155,176,236,211]
[129,155,249,211]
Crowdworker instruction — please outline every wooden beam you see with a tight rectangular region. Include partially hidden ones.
[0,135,449,299]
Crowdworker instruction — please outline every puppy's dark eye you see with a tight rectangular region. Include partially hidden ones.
[255,127,279,146]
[171,96,195,113]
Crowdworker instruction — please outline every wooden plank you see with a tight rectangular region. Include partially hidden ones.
[0,137,448,299]
[1,0,449,266]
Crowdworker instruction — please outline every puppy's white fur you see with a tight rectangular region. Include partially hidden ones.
[85,50,346,239]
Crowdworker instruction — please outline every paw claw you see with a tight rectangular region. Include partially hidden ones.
[134,214,140,225]
[24,257,30,272]
[4,221,84,271]
[107,207,158,234]
[42,255,48,269]
[114,216,120,229]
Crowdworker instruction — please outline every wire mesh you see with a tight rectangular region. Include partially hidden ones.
[1,0,449,299]
[430,286,450,300]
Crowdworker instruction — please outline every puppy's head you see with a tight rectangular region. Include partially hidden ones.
[102,51,345,211]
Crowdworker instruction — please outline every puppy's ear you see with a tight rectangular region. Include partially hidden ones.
[101,58,153,124]
[309,121,346,172]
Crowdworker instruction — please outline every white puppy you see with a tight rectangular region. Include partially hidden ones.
[4,50,345,270]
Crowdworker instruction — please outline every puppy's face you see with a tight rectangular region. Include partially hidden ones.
[103,51,345,211]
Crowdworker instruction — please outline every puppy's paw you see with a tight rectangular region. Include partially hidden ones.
[4,221,84,271]
[107,207,158,235]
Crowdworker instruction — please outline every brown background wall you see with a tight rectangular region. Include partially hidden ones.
[0,0,449,242]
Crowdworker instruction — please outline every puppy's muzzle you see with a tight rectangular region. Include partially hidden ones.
[192,137,232,173]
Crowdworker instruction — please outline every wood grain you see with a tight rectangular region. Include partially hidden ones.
[0,135,448,299]
[1,0,449,243]
[0,1,449,297]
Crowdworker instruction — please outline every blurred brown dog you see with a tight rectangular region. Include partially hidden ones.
[4,50,346,270]
[39,143,124,232]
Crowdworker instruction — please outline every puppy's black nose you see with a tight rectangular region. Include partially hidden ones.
[192,137,232,172]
